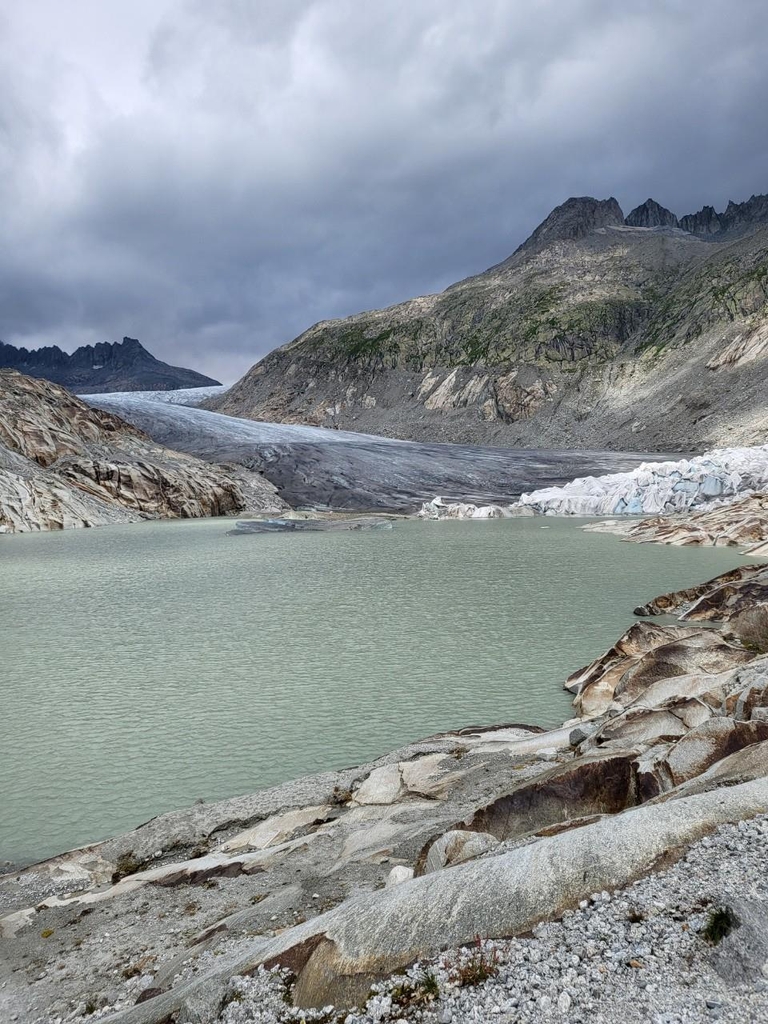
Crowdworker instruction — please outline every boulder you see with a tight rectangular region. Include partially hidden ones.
[663,718,768,786]
[385,866,414,887]
[710,899,768,985]
[422,830,499,874]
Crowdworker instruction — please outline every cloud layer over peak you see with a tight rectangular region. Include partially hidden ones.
[1,0,766,381]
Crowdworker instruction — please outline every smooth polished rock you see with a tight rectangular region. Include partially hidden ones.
[0,370,284,532]
[220,805,335,852]
[351,764,405,806]
[94,777,768,1019]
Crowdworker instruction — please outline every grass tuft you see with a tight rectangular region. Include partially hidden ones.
[702,906,738,945]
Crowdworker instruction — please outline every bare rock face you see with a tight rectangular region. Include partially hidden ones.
[208,189,768,452]
[463,751,639,841]
[722,194,768,233]
[625,198,679,229]
[679,204,722,236]
[514,195,626,252]
[0,370,285,532]
[662,718,768,787]
[565,620,754,717]
[610,494,768,551]
[635,561,768,622]
[680,194,768,240]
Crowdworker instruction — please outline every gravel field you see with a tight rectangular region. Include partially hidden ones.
[204,814,768,1024]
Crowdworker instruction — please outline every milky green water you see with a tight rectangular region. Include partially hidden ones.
[0,517,751,866]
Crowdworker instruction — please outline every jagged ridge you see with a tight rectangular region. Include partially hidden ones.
[209,189,768,453]
[0,337,221,393]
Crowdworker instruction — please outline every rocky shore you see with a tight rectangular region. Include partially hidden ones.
[0,370,285,532]
[584,494,768,556]
[213,813,768,1024]
[1,496,767,1023]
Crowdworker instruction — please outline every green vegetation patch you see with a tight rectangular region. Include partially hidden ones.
[702,906,738,945]
[333,325,398,360]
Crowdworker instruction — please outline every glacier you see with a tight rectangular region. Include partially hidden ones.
[87,390,675,512]
[517,446,768,516]
[419,446,768,519]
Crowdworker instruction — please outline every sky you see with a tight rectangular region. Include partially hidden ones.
[1,1,767,384]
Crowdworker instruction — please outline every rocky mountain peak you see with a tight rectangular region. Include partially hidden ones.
[516,196,625,253]
[624,199,679,229]
[0,337,220,393]
[679,204,722,236]
[719,193,768,235]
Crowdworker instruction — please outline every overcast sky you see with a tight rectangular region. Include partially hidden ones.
[1,0,766,383]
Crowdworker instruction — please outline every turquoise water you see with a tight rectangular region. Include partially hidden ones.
[0,516,751,866]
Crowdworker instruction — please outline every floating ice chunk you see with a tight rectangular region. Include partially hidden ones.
[418,498,505,519]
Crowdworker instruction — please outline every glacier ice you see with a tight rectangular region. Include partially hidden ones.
[87,385,230,407]
[419,446,768,519]
[517,446,768,516]
[85,392,679,512]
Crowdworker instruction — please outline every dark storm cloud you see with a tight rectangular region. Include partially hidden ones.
[1,0,767,381]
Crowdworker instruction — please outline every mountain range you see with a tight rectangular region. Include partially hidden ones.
[0,337,220,393]
[209,193,768,452]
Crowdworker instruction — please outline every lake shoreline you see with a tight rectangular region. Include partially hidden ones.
[1,494,767,1022]
[1,514,757,869]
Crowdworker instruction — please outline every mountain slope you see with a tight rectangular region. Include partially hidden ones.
[209,193,768,451]
[0,337,220,393]
[0,370,283,532]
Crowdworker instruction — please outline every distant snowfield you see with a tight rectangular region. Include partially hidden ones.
[90,390,401,445]
[88,385,230,407]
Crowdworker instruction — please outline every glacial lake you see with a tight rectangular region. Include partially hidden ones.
[0,516,753,867]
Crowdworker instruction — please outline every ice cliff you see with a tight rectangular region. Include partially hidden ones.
[419,445,768,518]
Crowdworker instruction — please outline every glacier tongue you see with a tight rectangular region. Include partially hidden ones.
[516,446,768,516]
[418,445,768,519]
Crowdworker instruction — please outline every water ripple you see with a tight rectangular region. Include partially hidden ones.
[0,517,749,865]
